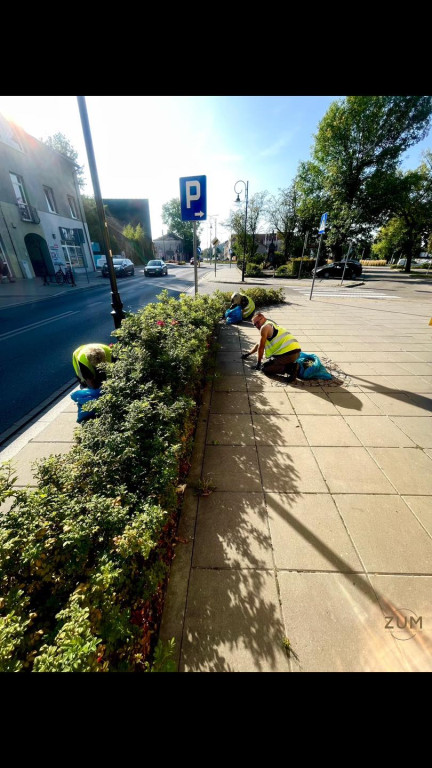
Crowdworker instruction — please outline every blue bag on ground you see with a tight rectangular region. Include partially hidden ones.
[297,352,332,380]
[70,387,102,423]
[225,305,243,324]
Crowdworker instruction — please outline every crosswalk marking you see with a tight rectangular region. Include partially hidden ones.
[290,288,400,299]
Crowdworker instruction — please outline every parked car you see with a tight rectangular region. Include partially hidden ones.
[144,259,168,276]
[397,257,427,267]
[102,258,134,277]
[313,260,362,279]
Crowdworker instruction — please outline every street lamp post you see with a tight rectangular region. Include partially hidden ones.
[234,180,249,282]
[77,96,124,329]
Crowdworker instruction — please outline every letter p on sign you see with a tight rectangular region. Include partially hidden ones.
[186,181,200,208]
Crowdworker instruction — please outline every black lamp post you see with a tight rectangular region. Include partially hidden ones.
[77,96,124,329]
[234,180,249,282]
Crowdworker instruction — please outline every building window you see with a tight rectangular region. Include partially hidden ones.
[67,196,78,219]
[43,186,58,214]
[9,172,32,220]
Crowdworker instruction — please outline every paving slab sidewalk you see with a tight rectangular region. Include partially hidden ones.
[2,267,432,671]
[158,279,432,672]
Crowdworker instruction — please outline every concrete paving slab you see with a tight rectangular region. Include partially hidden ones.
[367,391,432,416]
[298,415,361,446]
[369,363,418,375]
[409,352,432,362]
[367,447,432,495]
[334,494,432,573]
[252,414,308,445]
[210,392,250,414]
[249,391,294,414]
[355,376,410,391]
[312,446,396,494]
[9,441,74,486]
[206,414,255,445]
[216,361,245,376]
[369,575,432,671]
[402,496,432,537]
[288,392,340,415]
[398,363,432,375]
[328,391,386,415]
[30,412,78,442]
[277,572,406,672]
[389,376,432,393]
[257,446,327,493]
[192,492,273,569]
[180,569,289,672]
[266,492,363,571]
[202,445,262,492]
[213,375,247,391]
[344,416,416,447]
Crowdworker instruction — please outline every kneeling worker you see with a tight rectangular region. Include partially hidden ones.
[241,312,301,382]
[230,291,255,321]
[72,343,114,389]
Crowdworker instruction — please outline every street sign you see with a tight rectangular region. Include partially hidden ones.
[179,175,207,221]
[197,246,201,255]
[212,238,219,246]
[318,212,328,234]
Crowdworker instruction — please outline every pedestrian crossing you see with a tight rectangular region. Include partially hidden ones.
[290,287,400,299]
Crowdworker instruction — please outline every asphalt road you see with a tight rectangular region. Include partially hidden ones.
[0,266,202,438]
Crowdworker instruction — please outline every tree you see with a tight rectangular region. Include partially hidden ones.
[305,96,432,261]
[372,157,432,272]
[246,191,269,259]
[122,222,148,263]
[161,198,201,258]
[81,195,104,244]
[267,182,308,260]
[42,132,86,189]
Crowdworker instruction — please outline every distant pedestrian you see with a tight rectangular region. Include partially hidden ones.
[1,261,11,282]
[241,312,301,382]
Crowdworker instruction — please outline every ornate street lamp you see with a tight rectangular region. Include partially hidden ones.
[234,180,249,282]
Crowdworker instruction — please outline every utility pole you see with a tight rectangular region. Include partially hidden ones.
[77,96,124,328]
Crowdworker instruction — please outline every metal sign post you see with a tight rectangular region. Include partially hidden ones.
[179,175,207,296]
[193,222,198,294]
[340,243,352,286]
[298,231,309,280]
[309,213,328,301]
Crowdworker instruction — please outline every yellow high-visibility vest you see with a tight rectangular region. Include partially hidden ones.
[72,343,112,381]
[263,322,300,358]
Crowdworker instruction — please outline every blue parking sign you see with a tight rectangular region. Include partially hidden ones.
[180,176,207,221]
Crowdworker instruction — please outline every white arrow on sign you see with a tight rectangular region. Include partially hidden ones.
[194,211,205,218]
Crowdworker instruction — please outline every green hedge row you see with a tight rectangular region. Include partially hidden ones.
[0,287,285,672]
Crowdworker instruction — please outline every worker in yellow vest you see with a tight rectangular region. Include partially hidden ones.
[72,343,114,389]
[241,312,301,382]
[230,291,255,320]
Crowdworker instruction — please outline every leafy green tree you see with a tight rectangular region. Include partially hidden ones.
[42,132,86,189]
[267,183,305,260]
[81,195,105,245]
[161,199,201,258]
[304,96,432,261]
[372,156,432,271]
[122,222,149,263]
[372,219,406,262]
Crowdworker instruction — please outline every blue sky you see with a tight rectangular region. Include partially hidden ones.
[1,95,431,247]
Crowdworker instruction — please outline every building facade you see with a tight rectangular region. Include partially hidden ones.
[153,232,184,261]
[0,113,93,281]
